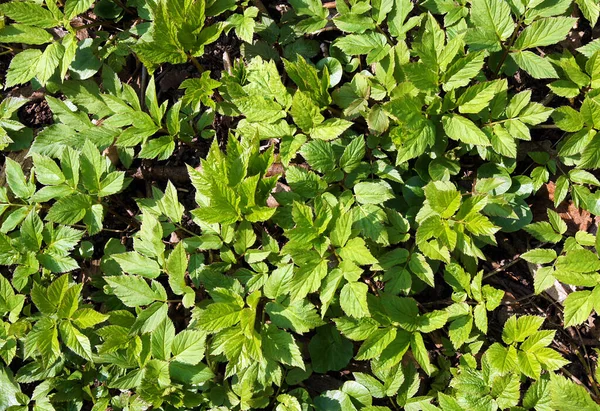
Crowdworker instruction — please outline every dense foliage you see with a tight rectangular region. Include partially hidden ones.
[1,0,600,409]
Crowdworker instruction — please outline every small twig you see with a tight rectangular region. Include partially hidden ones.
[107,207,140,229]
[484,242,548,280]
[70,224,126,234]
[174,223,198,238]
[140,65,148,110]
[541,92,556,106]
[323,1,337,8]
[483,255,522,279]
[574,327,600,398]
[112,0,136,15]
[73,20,116,30]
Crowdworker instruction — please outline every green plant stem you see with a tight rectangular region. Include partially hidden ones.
[190,56,204,73]
[494,20,522,77]
[376,25,395,47]
[174,223,197,238]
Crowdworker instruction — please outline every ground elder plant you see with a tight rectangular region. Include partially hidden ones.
[2,0,600,409]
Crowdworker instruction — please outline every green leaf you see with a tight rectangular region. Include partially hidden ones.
[556,249,600,273]
[32,154,65,186]
[151,318,175,361]
[104,275,164,307]
[443,51,487,91]
[442,114,490,146]
[511,51,559,79]
[424,181,461,218]
[502,315,544,344]
[138,136,175,161]
[171,330,206,364]
[340,281,370,318]
[354,181,395,205]
[409,253,435,288]
[72,308,108,329]
[197,301,243,332]
[521,330,556,353]
[457,79,507,114]
[289,258,328,301]
[486,343,518,375]
[292,90,323,132]
[6,48,42,88]
[0,2,60,27]
[263,324,305,369]
[550,373,600,410]
[0,24,53,45]
[308,326,354,373]
[339,238,377,265]
[333,32,390,64]
[57,283,81,319]
[300,140,336,173]
[264,264,294,299]
[130,302,169,335]
[448,315,473,349]
[577,0,600,27]
[64,0,94,19]
[491,124,517,158]
[524,221,563,243]
[5,157,34,199]
[356,327,397,361]
[579,132,600,169]
[193,182,241,224]
[514,17,576,50]
[112,252,161,279]
[158,181,185,224]
[59,321,92,360]
[523,378,552,411]
[225,7,256,44]
[180,73,221,110]
[36,41,64,86]
[310,118,353,141]
[166,242,188,295]
[549,80,581,98]
[410,332,433,375]
[521,249,557,264]
[517,349,542,379]
[563,290,594,327]
[470,0,514,43]
[0,365,20,409]
[266,299,325,334]
[46,193,92,225]
[367,104,389,135]
[552,106,584,132]
[339,136,366,172]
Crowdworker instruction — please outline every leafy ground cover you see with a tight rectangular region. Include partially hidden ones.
[1,0,600,409]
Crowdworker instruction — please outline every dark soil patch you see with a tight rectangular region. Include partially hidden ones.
[18,99,53,128]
